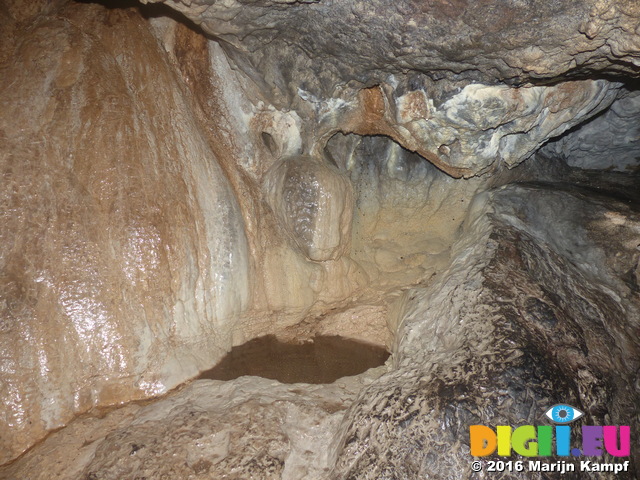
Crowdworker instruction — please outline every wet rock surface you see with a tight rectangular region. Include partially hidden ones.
[1,0,640,477]
[2,171,638,479]
[0,2,251,463]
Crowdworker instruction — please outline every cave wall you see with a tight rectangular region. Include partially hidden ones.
[0,0,639,474]
[334,180,640,478]
[0,2,254,463]
[142,0,640,98]
[2,168,639,480]
[542,88,640,172]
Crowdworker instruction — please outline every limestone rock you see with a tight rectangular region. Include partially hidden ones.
[325,80,621,176]
[333,179,640,479]
[2,0,640,474]
[263,155,354,261]
[3,173,638,479]
[0,3,249,463]
[142,0,639,178]
[542,89,640,172]
[142,0,640,100]
[0,374,386,480]
[332,134,484,287]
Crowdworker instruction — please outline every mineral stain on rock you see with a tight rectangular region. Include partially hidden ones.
[199,335,390,384]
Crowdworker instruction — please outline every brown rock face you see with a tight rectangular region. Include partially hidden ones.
[0,2,250,463]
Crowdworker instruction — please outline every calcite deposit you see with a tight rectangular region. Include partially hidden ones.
[140,0,640,178]
[334,176,640,479]
[0,2,251,464]
[263,155,354,262]
[1,0,639,478]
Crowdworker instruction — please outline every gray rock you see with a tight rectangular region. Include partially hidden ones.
[142,0,640,177]
[3,174,638,479]
[542,89,640,172]
[332,180,640,479]
[142,0,640,102]
[263,155,354,261]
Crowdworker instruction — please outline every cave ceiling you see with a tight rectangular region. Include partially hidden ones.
[145,0,640,95]
[141,0,640,178]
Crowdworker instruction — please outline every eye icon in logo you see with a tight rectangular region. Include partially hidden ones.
[545,404,584,424]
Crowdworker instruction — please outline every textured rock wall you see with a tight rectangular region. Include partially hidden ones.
[142,0,640,97]
[142,0,640,177]
[329,134,483,289]
[542,88,640,172]
[0,2,250,463]
[263,155,354,262]
[2,170,638,479]
[319,80,622,177]
[333,179,640,479]
[0,1,448,462]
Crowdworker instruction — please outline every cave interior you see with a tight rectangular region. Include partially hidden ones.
[0,0,639,478]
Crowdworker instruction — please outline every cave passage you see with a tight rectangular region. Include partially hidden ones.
[198,335,390,384]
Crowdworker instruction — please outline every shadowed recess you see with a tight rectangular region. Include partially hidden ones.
[199,335,390,384]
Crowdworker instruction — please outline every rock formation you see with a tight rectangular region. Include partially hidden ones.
[0,3,251,463]
[0,0,639,478]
